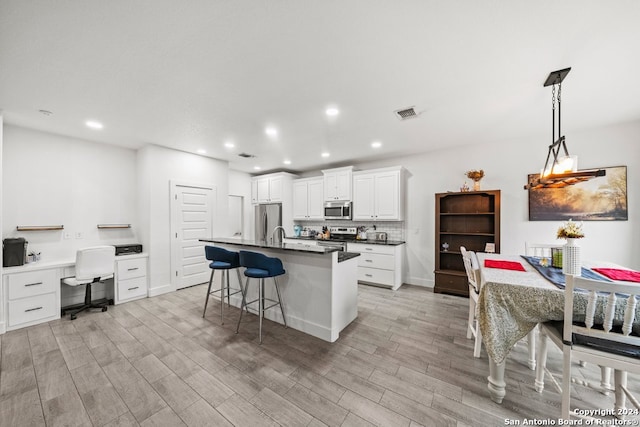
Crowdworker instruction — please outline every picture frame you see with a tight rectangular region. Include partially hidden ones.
[528,165,628,221]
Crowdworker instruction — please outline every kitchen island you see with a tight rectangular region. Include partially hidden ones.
[199,238,360,342]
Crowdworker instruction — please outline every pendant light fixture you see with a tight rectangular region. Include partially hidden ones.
[524,68,605,190]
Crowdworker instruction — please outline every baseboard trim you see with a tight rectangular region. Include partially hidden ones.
[148,283,173,297]
[403,276,434,288]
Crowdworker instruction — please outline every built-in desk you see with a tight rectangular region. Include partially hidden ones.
[1,253,148,333]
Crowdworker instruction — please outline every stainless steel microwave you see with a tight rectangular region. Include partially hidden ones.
[324,201,352,220]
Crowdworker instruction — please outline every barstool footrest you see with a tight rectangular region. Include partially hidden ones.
[208,287,243,298]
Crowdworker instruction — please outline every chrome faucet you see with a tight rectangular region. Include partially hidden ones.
[272,226,287,243]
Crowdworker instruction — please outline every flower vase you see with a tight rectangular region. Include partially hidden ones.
[562,238,581,276]
[473,180,481,191]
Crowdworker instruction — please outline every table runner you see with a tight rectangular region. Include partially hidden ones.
[521,256,610,289]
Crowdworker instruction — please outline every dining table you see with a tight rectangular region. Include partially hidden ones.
[476,252,640,404]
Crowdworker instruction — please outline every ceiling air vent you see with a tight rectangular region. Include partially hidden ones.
[394,106,419,120]
[238,152,256,158]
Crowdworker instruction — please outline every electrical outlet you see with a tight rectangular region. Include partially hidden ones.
[75,232,84,239]
[64,232,72,240]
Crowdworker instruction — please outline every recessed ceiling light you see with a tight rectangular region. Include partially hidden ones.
[371,141,382,148]
[283,160,292,165]
[254,166,262,170]
[321,152,330,158]
[224,142,235,148]
[265,127,278,137]
[325,107,339,117]
[197,149,206,154]
[85,120,103,130]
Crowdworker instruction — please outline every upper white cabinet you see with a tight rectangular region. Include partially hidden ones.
[293,177,324,220]
[353,166,405,221]
[322,166,353,201]
[252,172,296,204]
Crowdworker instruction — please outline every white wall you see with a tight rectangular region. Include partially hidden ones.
[2,125,138,261]
[136,145,229,296]
[341,120,639,287]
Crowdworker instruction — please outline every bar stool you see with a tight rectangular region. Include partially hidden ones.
[203,246,245,324]
[235,250,287,344]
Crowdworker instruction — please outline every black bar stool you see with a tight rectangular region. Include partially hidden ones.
[203,246,245,324]
[235,250,287,344]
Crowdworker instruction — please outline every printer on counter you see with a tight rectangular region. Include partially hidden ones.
[114,243,143,256]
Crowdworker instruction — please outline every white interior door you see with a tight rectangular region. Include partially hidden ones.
[170,182,216,290]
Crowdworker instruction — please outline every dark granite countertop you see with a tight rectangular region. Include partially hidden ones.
[285,236,405,246]
[200,237,339,254]
[338,252,360,263]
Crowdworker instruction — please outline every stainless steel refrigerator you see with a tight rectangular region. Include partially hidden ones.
[255,203,282,243]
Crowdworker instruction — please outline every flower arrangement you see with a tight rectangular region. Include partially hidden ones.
[556,219,585,239]
[465,169,485,182]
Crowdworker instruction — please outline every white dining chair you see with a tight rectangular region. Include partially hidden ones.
[461,246,483,358]
[525,242,559,259]
[535,274,640,420]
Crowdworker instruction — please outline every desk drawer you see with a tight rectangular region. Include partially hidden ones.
[118,276,147,301]
[7,270,58,300]
[358,267,395,286]
[358,252,395,270]
[8,292,58,327]
[117,258,146,280]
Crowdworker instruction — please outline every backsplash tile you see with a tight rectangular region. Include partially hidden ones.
[294,221,405,241]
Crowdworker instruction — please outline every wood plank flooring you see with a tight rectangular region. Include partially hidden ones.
[1,283,638,426]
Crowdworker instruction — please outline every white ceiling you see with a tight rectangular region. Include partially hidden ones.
[1,1,640,174]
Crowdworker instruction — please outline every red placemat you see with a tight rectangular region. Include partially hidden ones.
[592,268,640,283]
[484,259,526,272]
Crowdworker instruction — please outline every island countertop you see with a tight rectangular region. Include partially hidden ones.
[199,237,339,254]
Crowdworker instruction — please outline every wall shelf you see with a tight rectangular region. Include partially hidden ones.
[16,225,64,231]
[97,224,131,229]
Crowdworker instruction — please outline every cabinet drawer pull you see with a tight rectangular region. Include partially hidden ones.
[365,248,373,251]
[365,259,373,263]
[25,282,43,287]
[25,306,43,312]
[365,274,373,277]
[127,267,139,271]
[127,286,139,291]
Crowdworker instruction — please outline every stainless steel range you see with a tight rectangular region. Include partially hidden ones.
[316,227,357,251]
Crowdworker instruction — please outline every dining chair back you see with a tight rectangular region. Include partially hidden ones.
[461,246,483,357]
[525,242,559,259]
[536,274,640,420]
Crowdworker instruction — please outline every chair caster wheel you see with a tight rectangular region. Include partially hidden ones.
[70,314,77,320]
[102,307,108,312]
[108,299,114,305]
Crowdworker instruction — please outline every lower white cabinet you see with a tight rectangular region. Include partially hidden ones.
[4,268,61,331]
[114,254,148,304]
[347,243,404,290]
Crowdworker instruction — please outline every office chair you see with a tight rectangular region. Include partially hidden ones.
[63,245,115,320]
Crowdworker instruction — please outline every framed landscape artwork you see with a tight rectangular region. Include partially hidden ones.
[528,165,628,221]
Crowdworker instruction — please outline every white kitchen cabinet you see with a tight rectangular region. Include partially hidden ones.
[322,166,353,201]
[352,166,405,221]
[114,254,148,304]
[347,242,404,290]
[293,177,324,220]
[4,268,61,331]
[253,172,297,204]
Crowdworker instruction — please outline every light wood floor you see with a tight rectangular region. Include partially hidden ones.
[1,283,637,427]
